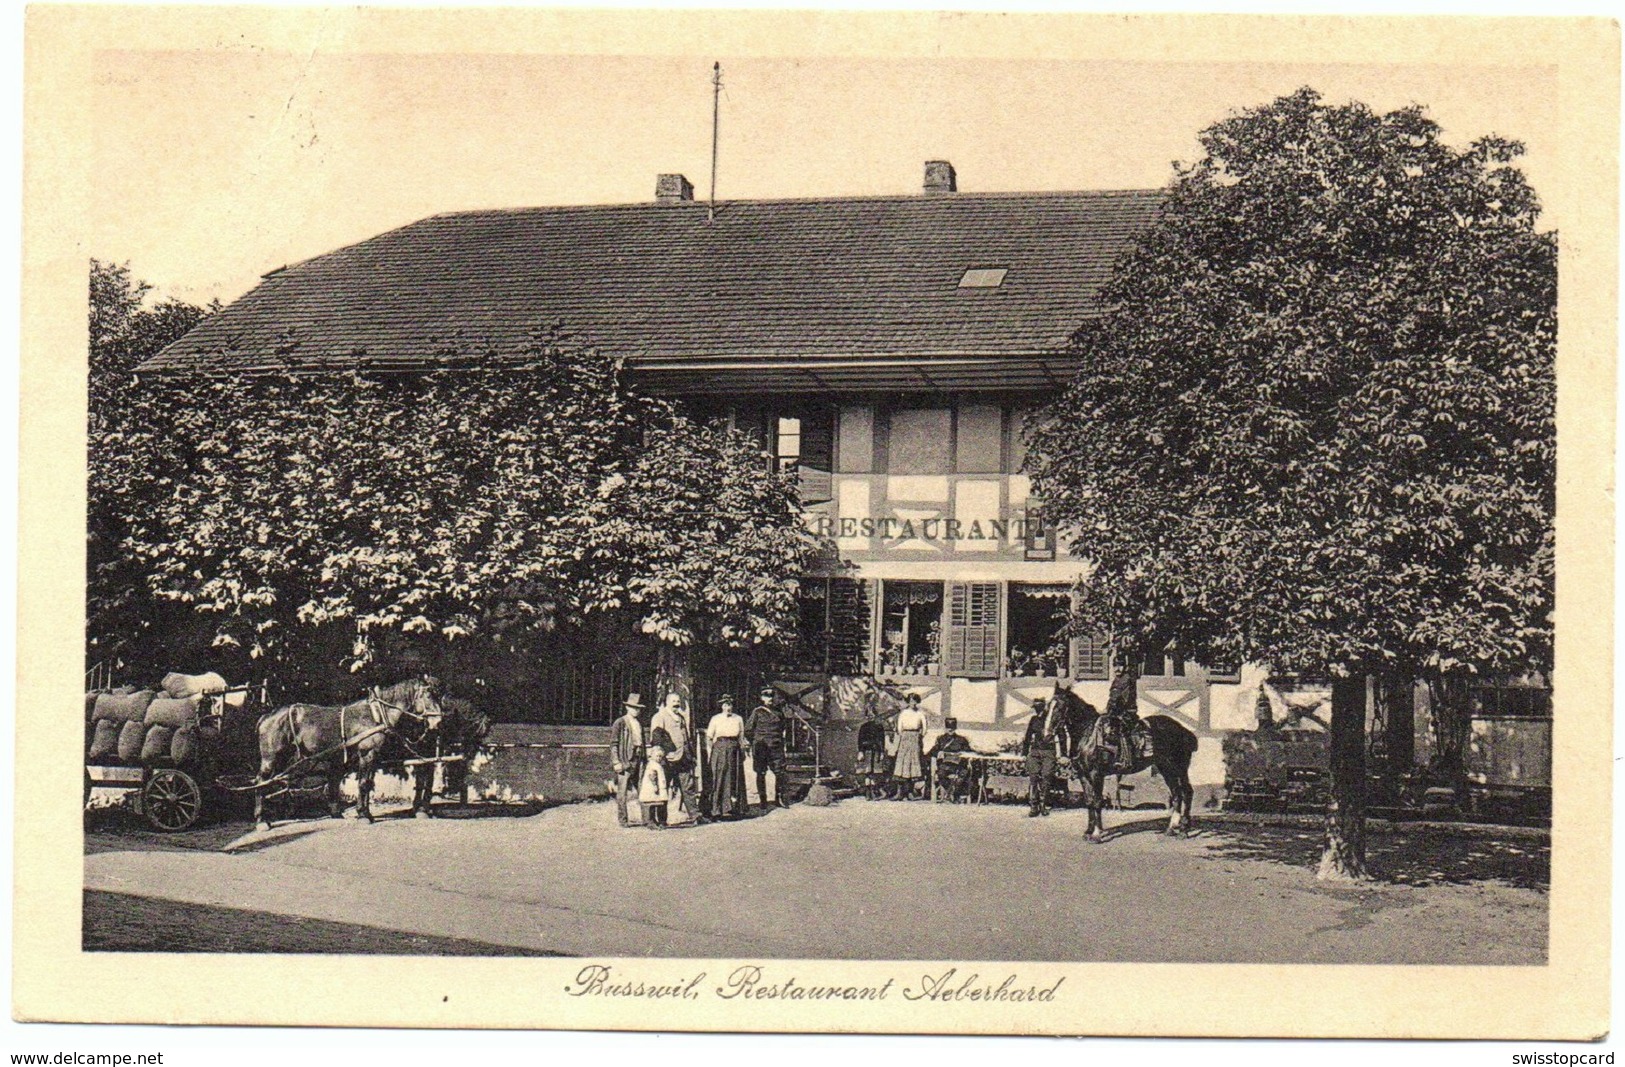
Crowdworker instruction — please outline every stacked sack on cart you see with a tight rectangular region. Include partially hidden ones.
[85,671,241,767]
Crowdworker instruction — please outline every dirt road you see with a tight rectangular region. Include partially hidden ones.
[83,799,1547,962]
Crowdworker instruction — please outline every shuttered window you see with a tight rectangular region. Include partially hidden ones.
[946,581,1001,678]
[1071,630,1110,680]
[796,406,834,504]
[763,406,833,504]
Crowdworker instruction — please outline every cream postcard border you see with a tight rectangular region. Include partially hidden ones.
[15,7,1617,1038]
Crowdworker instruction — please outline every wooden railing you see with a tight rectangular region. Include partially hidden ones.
[84,660,115,692]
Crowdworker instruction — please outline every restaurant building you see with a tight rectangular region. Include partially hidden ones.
[145,161,1544,798]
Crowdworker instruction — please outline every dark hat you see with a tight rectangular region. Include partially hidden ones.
[759,686,777,698]
[623,693,645,711]
[718,694,735,707]
[944,717,958,729]
[1033,696,1047,707]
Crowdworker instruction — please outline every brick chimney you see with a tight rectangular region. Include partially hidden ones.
[656,173,695,203]
[923,160,957,194]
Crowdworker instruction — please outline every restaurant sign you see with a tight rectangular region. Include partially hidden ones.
[804,516,1044,542]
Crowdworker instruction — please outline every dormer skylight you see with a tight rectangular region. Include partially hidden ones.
[958,267,1008,289]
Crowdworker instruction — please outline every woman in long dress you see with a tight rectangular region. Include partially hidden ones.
[891,693,926,800]
[704,694,749,819]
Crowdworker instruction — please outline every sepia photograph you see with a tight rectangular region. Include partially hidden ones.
[15,4,1616,1042]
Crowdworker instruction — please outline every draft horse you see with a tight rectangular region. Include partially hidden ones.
[254,676,443,830]
[1049,682,1199,841]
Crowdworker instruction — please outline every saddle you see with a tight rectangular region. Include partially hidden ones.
[1091,715,1153,774]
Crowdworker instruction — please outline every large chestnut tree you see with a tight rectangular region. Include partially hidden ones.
[1027,89,1555,878]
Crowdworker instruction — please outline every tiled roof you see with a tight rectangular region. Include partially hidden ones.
[140,188,1164,377]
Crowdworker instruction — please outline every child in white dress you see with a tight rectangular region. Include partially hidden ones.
[639,741,670,828]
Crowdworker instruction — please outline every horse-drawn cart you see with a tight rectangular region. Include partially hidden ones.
[84,678,264,831]
[87,675,479,831]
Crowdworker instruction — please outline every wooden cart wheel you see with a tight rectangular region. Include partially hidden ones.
[142,768,203,832]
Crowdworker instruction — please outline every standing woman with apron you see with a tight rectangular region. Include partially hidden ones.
[891,693,927,800]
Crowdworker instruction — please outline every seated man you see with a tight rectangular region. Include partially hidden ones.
[1105,664,1149,775]
[925,717,973,801]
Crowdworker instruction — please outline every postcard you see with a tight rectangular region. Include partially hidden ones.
[15,6,1616,1038]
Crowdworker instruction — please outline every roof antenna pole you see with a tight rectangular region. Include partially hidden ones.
[709,61,721,223]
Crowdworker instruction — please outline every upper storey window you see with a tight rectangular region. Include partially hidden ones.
[881,403,1012,475]
[739,405,831,504]
[774,416,802,474]
[888,408,951,475]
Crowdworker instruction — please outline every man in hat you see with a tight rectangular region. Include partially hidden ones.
[924,716,973,801]
[1022,696,1061,817]
[746,685,790,809]
[610,693,646,827]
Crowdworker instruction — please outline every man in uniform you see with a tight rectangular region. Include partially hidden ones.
[1106,661,1147,775]
[1021,696,1062,817]
[746,685,791,809]
[609,692,646,827]
[924,716,973,802]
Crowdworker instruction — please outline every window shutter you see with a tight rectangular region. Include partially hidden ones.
[1071,630,1109,680]
[947,582,1001,678]
[827,577,871,675]
[797,405,834,504]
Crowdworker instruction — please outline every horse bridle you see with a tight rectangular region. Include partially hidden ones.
[369,683,441,727]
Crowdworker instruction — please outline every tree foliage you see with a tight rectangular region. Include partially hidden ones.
[579,416,820,650]
[1027,88,1555,684]
[88,260,212,663]
[126,339,651,669]
[90,279,817,694]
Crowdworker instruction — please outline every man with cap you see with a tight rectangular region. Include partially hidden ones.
[1021,696,1062,817]
[609,692,646,827]
[746,685,791,809]
[924,716,973,802]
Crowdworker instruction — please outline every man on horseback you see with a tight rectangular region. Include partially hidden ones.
[1103,663,1150,776]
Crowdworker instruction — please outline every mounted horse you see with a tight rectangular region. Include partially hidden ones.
[1048,680,1198,840]
[253,676,443,830]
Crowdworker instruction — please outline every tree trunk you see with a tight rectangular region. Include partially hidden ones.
[1377,673,1416,802]
[655,642,694,708]
[1318,673,1371,881]
[1426,675,1472,794]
